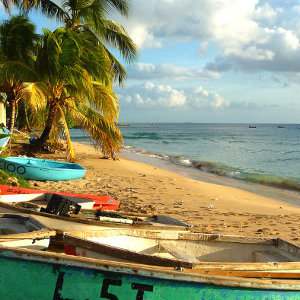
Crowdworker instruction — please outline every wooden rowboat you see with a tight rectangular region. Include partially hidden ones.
[0,184,119,210]
[0,213,55,250]
[0,245,298,299]
[0,201,190,233]
[0,157,86,181]
[63,229,300,275]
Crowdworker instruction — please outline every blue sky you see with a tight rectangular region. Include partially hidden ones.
[1,0,300,123]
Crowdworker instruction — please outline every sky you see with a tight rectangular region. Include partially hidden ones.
[1,0,300,123]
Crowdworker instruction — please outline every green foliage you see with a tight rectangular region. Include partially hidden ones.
[65,111,76,128]
[0,169,31,188]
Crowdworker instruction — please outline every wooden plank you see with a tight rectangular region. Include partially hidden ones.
[63,233,194,269]
[187,268,300,279]
[159,243,199,263]
[253,251,293,263]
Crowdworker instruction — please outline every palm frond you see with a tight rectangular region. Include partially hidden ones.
[97,19,139,64]
[18,82,48,110]
[0,61,38,85]
[92,81,119,121]
[74,104,122,157]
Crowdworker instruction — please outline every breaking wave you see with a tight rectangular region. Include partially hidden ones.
[123,146,300,192]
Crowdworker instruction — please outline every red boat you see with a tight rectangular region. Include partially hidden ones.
[0,185,119,211]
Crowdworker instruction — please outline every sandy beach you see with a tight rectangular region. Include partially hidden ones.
[28,142,300,245]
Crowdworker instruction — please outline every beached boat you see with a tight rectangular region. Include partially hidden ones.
[63,229,300,274]
[0,246,298,299]
[0,127,10,153]
[0,184,119,210]
[0,157,86,181]
[0,213,55,250]
[0,193,96,210]
[0,200,190,233]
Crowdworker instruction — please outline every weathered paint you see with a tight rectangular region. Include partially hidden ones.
[0,250,299,299]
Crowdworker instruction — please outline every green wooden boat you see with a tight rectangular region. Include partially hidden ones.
[0,246,299,299]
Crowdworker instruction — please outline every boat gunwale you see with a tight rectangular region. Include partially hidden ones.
[0,245,299,291]
[0,213,56,242]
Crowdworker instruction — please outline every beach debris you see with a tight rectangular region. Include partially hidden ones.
[206,205,215,209]
[174,200,184,206]
[211,198,218,201]
[97,178,102,182]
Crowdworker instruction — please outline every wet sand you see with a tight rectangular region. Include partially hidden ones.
[30,142,300,245]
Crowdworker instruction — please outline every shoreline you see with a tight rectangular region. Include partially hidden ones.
[31,142,300,245]
[122,150,300,208]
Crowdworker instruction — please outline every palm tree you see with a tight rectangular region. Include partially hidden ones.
[0,15,41,132]
[30,0,138,158]
[30,27,122,161]
[1,1,138,159]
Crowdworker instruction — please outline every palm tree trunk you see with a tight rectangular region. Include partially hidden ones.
[24,104,33,132]
[8,100,16,133]
[32,102,57,151]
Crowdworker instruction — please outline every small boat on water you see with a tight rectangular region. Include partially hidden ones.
[63,229,300,273]
[0,184,119,211]
[0,245,298,299]
[0,213,55,250]
[0,157,86,181]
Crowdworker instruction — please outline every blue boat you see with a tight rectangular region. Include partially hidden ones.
[0,127,10,153]
[0,246,298,299]
[0,157,86,181]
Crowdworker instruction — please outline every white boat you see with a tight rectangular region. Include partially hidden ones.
[63,229,300,275]
[0,200,190,233]
[0,213,55,250]
[0,193,95,210]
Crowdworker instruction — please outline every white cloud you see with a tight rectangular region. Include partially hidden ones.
[198,41,209,57]
[118,82,186,109]
[117,0,300,73]
[117,82,230,111]
[128,63,220,81]
[193,86,230,109]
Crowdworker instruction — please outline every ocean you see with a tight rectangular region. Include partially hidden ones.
[70,123,300,205]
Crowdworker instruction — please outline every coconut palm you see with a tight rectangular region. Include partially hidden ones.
[30,27,122,161]
[2,1,138,159]
[0,15,41,132]
[30,0,138,158]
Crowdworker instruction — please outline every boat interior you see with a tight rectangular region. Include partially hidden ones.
[65,229,300,264]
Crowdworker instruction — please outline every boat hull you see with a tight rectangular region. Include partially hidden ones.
[0,214,55,251]
[0,184,119,211]
[0,157,86,181]
[0,246,298,299]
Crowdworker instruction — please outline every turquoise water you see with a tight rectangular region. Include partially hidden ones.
[71,123,300,192]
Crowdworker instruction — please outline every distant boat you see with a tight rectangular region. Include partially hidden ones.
[0,157,86,181]
[249,126,256,128]
[277,126,285,128]
[115,123,129,126]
